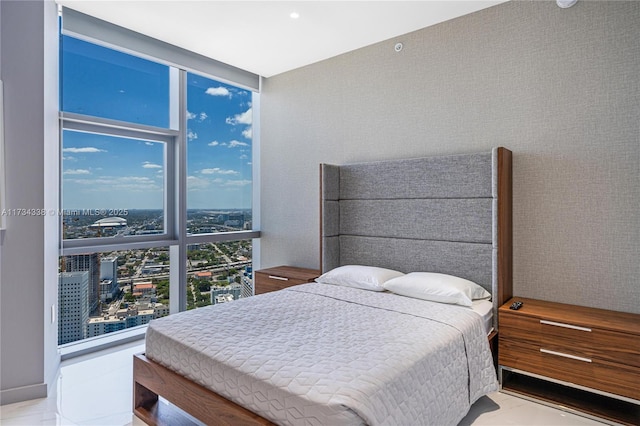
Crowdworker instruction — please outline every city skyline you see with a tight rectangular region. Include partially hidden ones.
[61,35,253,210]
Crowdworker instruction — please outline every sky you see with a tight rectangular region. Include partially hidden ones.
[61,35,253,210]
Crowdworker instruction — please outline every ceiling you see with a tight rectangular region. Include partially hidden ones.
[57,1,508,78]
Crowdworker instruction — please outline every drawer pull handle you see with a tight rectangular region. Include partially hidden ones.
[540,320,591,332]
[540,348,592,363]
[268,275,289,281]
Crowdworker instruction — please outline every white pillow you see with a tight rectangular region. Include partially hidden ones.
[383,272,491,306]
[315,265,405,291]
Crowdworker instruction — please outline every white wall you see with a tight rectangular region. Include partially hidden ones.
[0,0,60,405]
[260,1,639,314]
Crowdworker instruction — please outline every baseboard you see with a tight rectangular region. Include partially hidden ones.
[0,382,48,406]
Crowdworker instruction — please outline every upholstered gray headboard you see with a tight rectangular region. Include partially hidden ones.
[320,147,512,327]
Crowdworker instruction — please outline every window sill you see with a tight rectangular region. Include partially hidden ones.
[59,325,147,361]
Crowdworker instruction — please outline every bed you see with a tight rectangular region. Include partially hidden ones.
[133,147,513,426]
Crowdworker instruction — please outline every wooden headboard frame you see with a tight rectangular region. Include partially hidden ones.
[494,147,513,310]
[319,147,513,330]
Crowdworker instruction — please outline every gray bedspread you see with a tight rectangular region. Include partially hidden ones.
[145,283,498,425]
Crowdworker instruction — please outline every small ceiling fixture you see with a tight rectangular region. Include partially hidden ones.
[290,12,300,19]
[556,0,578,8]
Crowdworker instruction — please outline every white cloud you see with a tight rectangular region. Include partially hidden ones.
[205,87,231,97]
[187,131,198,141]
[200,168,238,175]
[242,127,252,139]
[142,162,162,169]
[187,175,209,191]
[145,142,155,146]
[224,179,252,187]
[226,108,252,126]
[228,140,249,148]
[188,111,208,122]
[64,169,91,175]
[117,177,159,191]
[208,141,219,147]
[127,176,155,183]
[65,176,161,192]
[62,147,106,153]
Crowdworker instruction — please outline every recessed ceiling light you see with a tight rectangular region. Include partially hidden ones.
[290,12,300,19]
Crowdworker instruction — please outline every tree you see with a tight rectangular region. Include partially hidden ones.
[196,280,211,292]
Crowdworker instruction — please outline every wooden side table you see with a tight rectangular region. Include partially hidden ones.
[254,265,320,295]
[498,297,640,425]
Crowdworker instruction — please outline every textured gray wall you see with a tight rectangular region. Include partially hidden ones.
[261,1,639,314]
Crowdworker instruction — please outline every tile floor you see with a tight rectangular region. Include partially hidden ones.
[0,340,606,426]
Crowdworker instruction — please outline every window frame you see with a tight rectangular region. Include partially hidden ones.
[60,111,180,252]
[58,21,260,350]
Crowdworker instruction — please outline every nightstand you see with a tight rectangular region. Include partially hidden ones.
[498,297,640,425]
[254,265,320,295]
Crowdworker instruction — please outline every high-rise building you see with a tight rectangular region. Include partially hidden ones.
[241,272,253,298]
[58,271,90,345]
[100,256,119,302]
[65,254,100,314]
[100,256,118,283]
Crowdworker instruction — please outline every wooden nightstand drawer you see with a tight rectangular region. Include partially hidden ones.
[500,338,640,401]
[500,338,600,388]
[499,339,542,371]
[588,328,640,368]
[499,314,541,346]
[254,266,320,295]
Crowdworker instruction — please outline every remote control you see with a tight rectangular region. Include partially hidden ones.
[509,301,523,310]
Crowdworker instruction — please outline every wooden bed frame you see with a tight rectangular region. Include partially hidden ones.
[133,148,512,425]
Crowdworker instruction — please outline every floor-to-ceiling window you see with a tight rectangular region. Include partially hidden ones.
[58,10,260,348]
